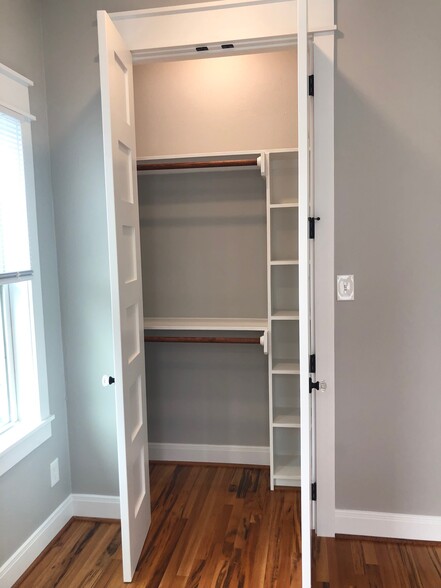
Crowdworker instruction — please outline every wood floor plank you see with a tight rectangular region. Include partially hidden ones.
[361,540,377,566]
[313,536,330,584]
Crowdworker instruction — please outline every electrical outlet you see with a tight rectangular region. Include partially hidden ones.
[337,275,355,300]
[50,458,60,487]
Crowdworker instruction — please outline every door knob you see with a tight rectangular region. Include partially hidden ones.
[102,375,115,386]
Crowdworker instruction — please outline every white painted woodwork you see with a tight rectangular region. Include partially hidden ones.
[313,33,336,538]
[0,62,35,121]
[272,361,301,374]
[113,0,297,60]
[97,12,150,582]
[271,310,300,320]
[265,147,304,499]
[110,0,334,63]
[298,0,312,583]
[270,202,299,209]
[144,317,268,331]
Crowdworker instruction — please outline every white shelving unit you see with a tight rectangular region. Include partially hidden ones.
[263,150,301,489]
[140,148,303,490]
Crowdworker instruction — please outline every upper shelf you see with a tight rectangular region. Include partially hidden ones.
[144,317,268,332]
[137,149,298,175]
[270,202,298,209]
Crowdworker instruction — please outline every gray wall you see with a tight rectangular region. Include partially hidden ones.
[0,0,71,566]
[335,0,441,515]
[39,0,266,497]
[39,0,195,495]
[140,169,268,445]
[39,0,441,519]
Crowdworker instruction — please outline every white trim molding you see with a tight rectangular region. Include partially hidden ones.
[71,494,120,519]
[0,496,73,588]
[0,63,33,87]
[0,417,54,477]
[149,442,270,466]
[335,509,441,542]
[110,0,334,64]
[0,494,120,587]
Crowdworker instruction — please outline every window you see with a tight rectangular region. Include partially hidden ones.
[0,63,53,475]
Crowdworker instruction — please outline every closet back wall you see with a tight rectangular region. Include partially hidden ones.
[134,50,297,451]
[134,49,297,156]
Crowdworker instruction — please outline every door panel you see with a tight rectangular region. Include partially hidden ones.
[98,11,150,582]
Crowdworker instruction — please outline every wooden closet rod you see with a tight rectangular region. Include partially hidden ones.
[137,158,258,172]
[144,335,261,345]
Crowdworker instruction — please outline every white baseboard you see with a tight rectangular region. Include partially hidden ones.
[0,496,73,588]
[148,442,270,466]
[71,493,120,519]
[335,509,441,542]
[0,494,120,587]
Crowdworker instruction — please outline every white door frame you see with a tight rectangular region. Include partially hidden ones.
[108,0,336,546]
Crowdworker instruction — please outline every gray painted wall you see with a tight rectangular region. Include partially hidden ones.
[140,169,268,445]
[40,0,205,495]
[39,0,441,519]
[0,0,71,566]
[335,0,441,515]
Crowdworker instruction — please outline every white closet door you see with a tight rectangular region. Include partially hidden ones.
[298,0,313,586]
[97,11,150,582]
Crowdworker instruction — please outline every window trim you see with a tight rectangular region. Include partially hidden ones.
[0,63,54,476]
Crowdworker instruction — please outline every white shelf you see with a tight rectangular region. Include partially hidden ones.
[273,409,300,428]
[271,310,299,320]
[273,455,301,480]
[270,202,299,209]
[272,361,300,374]
[144,317,268,332]
[270,260,299,266]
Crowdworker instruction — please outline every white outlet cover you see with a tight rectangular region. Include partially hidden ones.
[337,275,354,301]
[50,458,60,487]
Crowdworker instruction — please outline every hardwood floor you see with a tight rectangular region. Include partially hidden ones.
[15,464,441,587]
[16,464,302,587]
[313,535,441,588]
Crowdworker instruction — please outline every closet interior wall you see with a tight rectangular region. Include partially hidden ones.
[133,49,297,452]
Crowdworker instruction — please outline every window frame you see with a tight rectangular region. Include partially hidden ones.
[0,62,54,476]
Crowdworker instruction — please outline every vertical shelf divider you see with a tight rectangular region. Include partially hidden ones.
[264,151,275,491]
[267,150,301,489]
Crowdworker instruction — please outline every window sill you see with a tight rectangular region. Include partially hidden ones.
[0,416,55,476]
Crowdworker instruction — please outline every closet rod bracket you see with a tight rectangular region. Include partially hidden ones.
[260,329,269,355]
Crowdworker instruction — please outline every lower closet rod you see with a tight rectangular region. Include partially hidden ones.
[144,336,260,344]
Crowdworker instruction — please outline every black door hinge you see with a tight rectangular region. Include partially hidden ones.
[308,216,320,239]
[311,482,317,501]
[309,377,319,394]
[308,75,314,97]
[309,354,316,374]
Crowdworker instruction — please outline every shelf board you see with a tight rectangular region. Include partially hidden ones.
[273,455,301,480]
[269,202,299,209]
[272,361,300,374]
[271,310,299,320]
[270,260,299,266]
[273,409,300,428]
[144,317,268,332]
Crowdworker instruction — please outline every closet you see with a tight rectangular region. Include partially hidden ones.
[132,50,301,491]
[97,0,335,582]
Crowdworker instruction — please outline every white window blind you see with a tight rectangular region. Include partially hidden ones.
[0,111,32,282]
